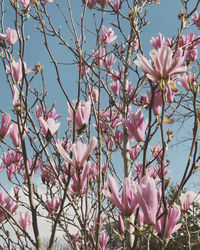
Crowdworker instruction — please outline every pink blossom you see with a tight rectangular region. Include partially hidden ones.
[92,88,99,102]
[0,113,11,139]
[179,72,195,91]
[111,81,121,97]
[56,137,97,168]
[12,85,19,107]
[6,59,35,82]
[136,175,159,225]
[130,146,139,161]
[118,214,125,233]
[39,117,60,136]
[115,129,123,145]
[20,0,32,9]
[100,26,117,46]
[93,48,106,67]
[180,191,197,212]
[146,89,162,115]
[122,110,148,142]
[110,0,122,11]
[0,28,18,46]
[156,205,182,238]
[19,212,32,232]
[46,198,61,215]
[166,84,175,103]
[9,123,22,147]
[103,53,116,70]
[68,99,91,129]
[103,175,139,216]
[97,0,107,7]
[150,33,165,50]
[135,45,187,82]
[86,0,97,8]
[99,230,109,250]
[192,11,200,29]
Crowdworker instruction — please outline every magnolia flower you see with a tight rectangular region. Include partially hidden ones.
[6,59,35,82]
[156,205,182,238]
[103,175,139,216]
[0,113,11,139]
[122,110,148,142]
[135,45,187,82]
[39,117,60,137]
[180,191,197,212]
[192,11,200,29]
[136,175,159,225]
[46,199,61,215]
[56,137,97,168]
[19,212,32,232]
[100,26,117,46]
[0,28,18,45]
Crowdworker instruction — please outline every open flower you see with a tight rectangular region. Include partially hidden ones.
[135,45,187,82]
[103,175,138,216]
[100,26,117,46]
[0,28,18,45]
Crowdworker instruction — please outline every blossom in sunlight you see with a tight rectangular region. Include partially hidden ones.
[68,99,91,129]
[93,48,106,66]
[39,117,60,137]
[136,175,159,225]
[9,123,22,148]
[110,0,122,11]
[56,137,97,168]
[100,26,117,46]
[122,110,148,142]
[156,205,182,238]
[6,59,36,82]
[192,11,200,29]
[46,199,61,215]
[0,28,18,46]
[19,212,32,232]
[103,175,139,216]
[150,33,165,50]
[0,113,11,139]
[180,191,197,212]
[134,45,187,82]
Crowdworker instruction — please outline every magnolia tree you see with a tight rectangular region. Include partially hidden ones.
[0,0,200,249]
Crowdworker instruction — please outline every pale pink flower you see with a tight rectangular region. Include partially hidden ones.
[150,33,165,50]
[100,26,117,46]
[0,113,11,139]
[39,117,60,136]
[56,137,97,168]
[68,99,91,129]
[46,198,61,215]
[103,175,139,216]
[179,72,194,91]
[192,11,200,29]
[146,89,162,115]
[19,212,32,232]
[130,146,139,161]
[97,0,107,7]
[166,84,175,103]
[103,53,116,70]
[156,205,182,238]
[92,88,99,102]
[6,59,35,82]
[136,175,159,225]
[20,0,32,9]
[135,45,187,82]
[0,28,18,45]
[122,110,148,142]
[118,214,125,233]
[180,191,197,212]
[12,85,19,107]
[110,0,122,11]
[93,48,106,66]
[111,81,121,97]
[9,123,21,147]
[99,230,109,250]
